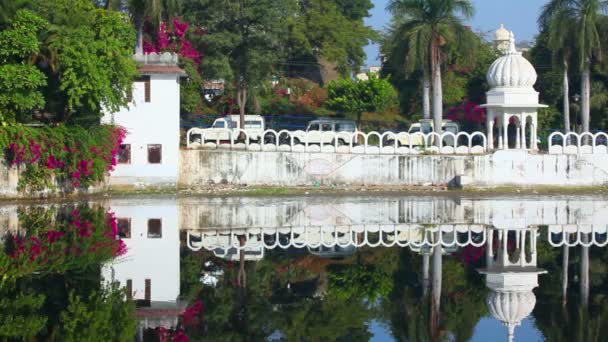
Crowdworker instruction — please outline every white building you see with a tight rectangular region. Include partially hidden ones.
[102,53,185,188]
[483,29,547,151]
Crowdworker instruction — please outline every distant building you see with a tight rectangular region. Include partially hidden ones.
[102,53,186,189]
[355,66,381,81]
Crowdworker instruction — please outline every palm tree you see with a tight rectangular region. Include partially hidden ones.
[387,0,474,144]
[383,19,432,119]
[540,0,608,136]
[539,6,577,136]
[128,0,182,54]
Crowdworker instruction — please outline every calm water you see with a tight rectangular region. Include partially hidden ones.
[2,194,608,341]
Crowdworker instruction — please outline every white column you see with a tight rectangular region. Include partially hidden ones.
[521,118,526,150]
[516,127,521,149]
[503,117,509,150]
[487,111,494,150]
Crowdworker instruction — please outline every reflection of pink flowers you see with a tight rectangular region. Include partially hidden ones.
[182,299,203,326]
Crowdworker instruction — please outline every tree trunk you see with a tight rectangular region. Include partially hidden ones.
[431,36,443,147]
[422,69,431,120]
[430,242,442,338]
[562,241,569,307]
[422,252,430,297]
[237,85,247,140]
[581,63,591,135]
[135,15,144,54]
[563,61,570,136]
[580,234,589,307]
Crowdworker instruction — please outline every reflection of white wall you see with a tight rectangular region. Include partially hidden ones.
[180,196,608,230]
[102,199,180,302]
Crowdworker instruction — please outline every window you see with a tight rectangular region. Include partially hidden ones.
[117,218,131,238]
[321,123,333,131]
[336,123,356,132]
[126,85,133,102]
[145,279,151,301]
[212,120,225,128]
[118,144,131,164]
[134,76,151,102]
[144,76,150,102]
[126,279,132,299]
[307,123,320,131]
[147,144,162,164]
[147,219,162,238]
[245,120,262,128]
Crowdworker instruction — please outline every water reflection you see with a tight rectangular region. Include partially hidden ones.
[2,195,608,341]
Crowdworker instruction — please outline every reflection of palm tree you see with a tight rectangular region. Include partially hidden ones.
[430,243,442,339]
[580,234,589,307]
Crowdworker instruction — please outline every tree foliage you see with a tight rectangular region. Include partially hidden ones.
[0,10,47,123]
[326,76,397,125]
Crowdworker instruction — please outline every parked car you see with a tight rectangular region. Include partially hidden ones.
[386,119,459,147]
[292,119,359,145]
[195,115,265,143]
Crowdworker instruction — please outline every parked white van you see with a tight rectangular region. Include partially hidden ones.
[196,115,265,142]
[293,119,359,145]
[389,119,459,147]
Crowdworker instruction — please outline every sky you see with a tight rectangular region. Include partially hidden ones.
[364,0,549,67]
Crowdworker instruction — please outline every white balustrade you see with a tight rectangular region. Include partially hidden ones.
[548,131,608,154]
[186,128,488,155]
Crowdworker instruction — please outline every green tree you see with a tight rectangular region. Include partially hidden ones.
[387,0,475,144]
[33,0,138,125]
[326,76,397,127]
[0,10,47,123]
[539,0,608,135]
[287,0,377,80]
[184,0,292,130]
[60,283,136,342]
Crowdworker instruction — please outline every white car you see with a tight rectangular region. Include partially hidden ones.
[389,119,459,147]
[293,119,359,145]
[190,115,265,143]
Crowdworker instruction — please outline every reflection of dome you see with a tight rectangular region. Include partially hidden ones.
[487,32,537,88]
[487,290,536,342]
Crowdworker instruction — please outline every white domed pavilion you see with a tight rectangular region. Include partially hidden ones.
[482,28,547,151]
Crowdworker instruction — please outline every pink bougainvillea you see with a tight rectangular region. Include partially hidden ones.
[3,125,127,190]
[143,18,203,64]
[446,101,486,126]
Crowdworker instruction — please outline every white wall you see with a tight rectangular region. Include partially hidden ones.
[102,74,180,187]
[180,149,608,189]
[101,198,180,303]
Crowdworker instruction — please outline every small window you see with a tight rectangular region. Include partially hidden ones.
[409,127,421,134]
[321,123,332,131]
[147,144,161,164]
[134,76,151,102]
[144,76,151,102]
[336,123,356,132]
[229,121,237,129]
[212,120,225,128]
[126,279,133,299]
[308,123,320,131]
[117,218,131,238]
[147,219,162,238]
[118,144,131,164]
[245,120,262,128]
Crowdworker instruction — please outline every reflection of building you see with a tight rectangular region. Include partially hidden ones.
[477,228,546,342]
[101,199,182,339]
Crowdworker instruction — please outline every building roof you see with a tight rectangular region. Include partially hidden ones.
[487,31,537,88]
[138,64,186,75]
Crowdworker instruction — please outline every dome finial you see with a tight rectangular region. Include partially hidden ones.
[507,31,519,55]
